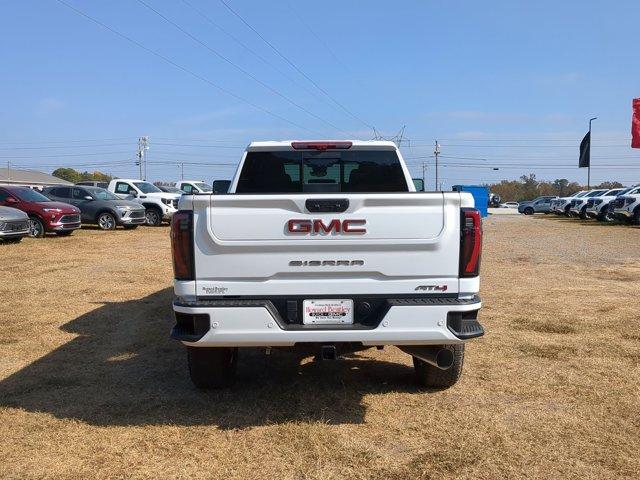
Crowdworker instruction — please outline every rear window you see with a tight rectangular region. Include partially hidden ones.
[235,150,408,194]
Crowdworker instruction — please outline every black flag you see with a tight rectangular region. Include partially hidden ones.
[579,131,590,168]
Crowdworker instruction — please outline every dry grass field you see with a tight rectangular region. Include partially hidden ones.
[1,216,639,479]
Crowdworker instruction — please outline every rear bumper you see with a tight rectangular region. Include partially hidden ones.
[172,296,483,347]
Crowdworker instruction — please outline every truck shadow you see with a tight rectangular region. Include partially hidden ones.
[0,288,419,428]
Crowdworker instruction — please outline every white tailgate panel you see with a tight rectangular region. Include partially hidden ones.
[193,193,462,296]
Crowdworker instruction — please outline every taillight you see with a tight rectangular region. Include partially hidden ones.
[171,211,194,280]
[291,141,352,151]
[460,208,482,277]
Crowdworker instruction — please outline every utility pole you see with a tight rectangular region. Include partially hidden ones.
[422,162,427,191]
[434,140,441,191]
[6,160,10,181]
[180,162,184,180]
[137,136,149,180]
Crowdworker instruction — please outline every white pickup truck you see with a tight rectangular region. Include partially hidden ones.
[170,141,484,389]
[175,180,213,194]
[612,185,640,224]
[108,179,180,226]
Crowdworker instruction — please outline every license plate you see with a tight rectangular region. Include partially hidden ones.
[302,299,354,325]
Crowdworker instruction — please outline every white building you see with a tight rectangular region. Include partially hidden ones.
[0,167,72,189]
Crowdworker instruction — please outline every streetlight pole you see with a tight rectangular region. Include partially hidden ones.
[588,117,597,189]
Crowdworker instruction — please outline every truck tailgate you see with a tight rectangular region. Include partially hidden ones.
[191,192,465,297]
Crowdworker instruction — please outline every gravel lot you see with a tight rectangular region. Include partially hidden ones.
[0,216,638,479]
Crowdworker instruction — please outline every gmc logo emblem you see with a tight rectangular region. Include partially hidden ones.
[287,219,366,234]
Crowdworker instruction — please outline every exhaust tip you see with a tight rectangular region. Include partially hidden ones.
[436,348,455,369]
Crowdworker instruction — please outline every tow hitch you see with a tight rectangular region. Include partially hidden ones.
[320,344,338,360]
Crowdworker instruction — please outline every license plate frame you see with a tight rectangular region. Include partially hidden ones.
[302,299,354,325]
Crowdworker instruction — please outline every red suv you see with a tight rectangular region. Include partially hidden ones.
[0,186,81,238]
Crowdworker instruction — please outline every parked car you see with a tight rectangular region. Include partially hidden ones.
[43,185,146,230]
[0,206,30,243]
[612,185,640,224]
[158,185,184,194]
[0,186,81,238]
[500,202,519,209]
[175,180,213,194]
[107,179,180,226]
[551,191,588,215]
[171,140,484,389]
[76,181,109,189]
[585,188,630,221]
[569,189,608,219]
[518,196,557,215]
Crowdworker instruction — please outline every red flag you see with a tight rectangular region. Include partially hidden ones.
[633,98,640,148]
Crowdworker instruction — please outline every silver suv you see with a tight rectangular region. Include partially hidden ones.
[0,206,30,243]
[518,196,557,215]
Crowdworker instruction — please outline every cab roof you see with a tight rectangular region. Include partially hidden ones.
[246,140,398,151]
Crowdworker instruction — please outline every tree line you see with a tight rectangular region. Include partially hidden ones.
[487,174,623,202]
[52,167,112,184]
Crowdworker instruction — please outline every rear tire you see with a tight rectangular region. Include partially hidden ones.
[413,344,464,389]
[187,347,238,389]
[145,207,163,226]
[633,208,640,226]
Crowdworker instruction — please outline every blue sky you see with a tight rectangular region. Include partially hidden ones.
[1,0,639,187]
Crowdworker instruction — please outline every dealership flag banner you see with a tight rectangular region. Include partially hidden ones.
[579,131,590,167]
[633,98,640,148]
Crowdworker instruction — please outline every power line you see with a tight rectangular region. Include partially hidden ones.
[218,0,374,132]
[404,154,488,161]
[410,162,640,170]
[152,136,242,143]
[136,0,350,136]
[408,136,631,142]
[436,143,629,148]
[0,137,135,145]
[178,0,341,114]
[0,151,132,158]
[153,142,245,148]
[284,0,366,91]
[9,160,134,169]
[0,142,134,150]
[54,0,320,136]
